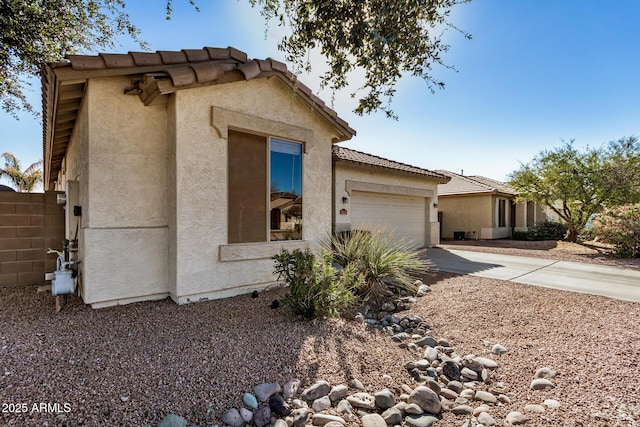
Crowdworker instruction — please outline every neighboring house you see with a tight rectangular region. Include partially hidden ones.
[437,171,547,240]
[333,147,450,248]
[41,46,355,308]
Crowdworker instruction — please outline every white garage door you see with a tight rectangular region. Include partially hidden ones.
[351,191,426,247]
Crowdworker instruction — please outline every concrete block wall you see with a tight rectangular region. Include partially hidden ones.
[0,191,65,287]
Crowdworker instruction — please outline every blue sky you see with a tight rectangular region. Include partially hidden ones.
[2,0,638,182]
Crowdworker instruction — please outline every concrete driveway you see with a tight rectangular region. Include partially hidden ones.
[425,248,640,303]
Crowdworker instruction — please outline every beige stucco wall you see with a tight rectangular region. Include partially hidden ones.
[170,78,337,303]
[438,194,491,240]
[55,75,343,307]
[333,163,441,247]
[439,194,515,240]
[56,77,170,306]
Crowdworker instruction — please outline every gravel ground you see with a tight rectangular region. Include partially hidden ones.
[1,251,639,426]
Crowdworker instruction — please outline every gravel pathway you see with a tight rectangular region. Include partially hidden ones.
[2,268,639,426]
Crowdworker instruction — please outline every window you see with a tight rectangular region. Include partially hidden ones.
[498,199,506,227]
[228,130,303,244]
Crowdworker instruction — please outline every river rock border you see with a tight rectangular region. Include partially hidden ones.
[157,281,560,427]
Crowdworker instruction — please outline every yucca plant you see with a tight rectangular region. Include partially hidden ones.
[324,229,426,303]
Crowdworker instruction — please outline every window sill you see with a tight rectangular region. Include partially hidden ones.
[219,240,310,262]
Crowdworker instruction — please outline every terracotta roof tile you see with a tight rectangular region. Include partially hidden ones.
[67,55,106,70]
[43,46,356,188]
[190,62,223,83]
[333,146,449,181]
[100,53,136,68]
[269,59,288,73]
[166,67,197,87]
[205,47,231,60]
[228,47,248,62]
[129,52,163,66]
[257,59,272,72]
[182,49,210,62]
[237,60,261,80]
[158,50,188,64]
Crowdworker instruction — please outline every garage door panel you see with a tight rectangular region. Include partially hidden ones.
[351,191,426,247]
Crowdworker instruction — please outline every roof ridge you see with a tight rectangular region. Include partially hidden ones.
[335,146,449,181]
[437,170,495,191]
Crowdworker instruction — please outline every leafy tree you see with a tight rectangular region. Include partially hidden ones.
[1,0,147,116]
[509,137,640,242]
[247,0,471,118]
[2,0,470,119]
[0,152,43,192]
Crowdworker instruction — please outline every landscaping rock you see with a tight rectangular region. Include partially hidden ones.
[254,383,282,402]
[329,385,349,402]
[288,408,311,427]
[301,381,331,401]
[404,403,424,415]
[347,392,376,410]
[530,378,555,391]
[404,415,439,427]
[374,388,395,409]
[221,408,244,427]
[534,367,556,379]
[474,390,497,404]
[460,367,478,381]
[491,344,507,354]
[253,406,271,427]
[270,393,291,417]
[543,399,561,409]
[336,399,353,415]
[407,385,441,414]
[478,411,496,426]
[349,378,365,390]
[158,414,187,427]
[361,413,387,427]
[243,392,258,409]
[442,360,461,381]
[423,346,439,362]
[381,407,403,425]
[312,396,331,412]
[505,411,528,425]
[451,405,473,415]
[283,379,302,398]
[239,408,254,423]
[414,336,437,347]
[312,413,347,426]
[474,357,499,369]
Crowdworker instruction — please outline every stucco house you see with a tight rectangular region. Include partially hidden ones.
[437,170,548,240]
[42,46,355,308]
[333,147,450,247]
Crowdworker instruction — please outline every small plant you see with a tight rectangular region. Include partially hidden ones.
[273,249,362,319]
[325,229,425,303]
[591,203,640,258]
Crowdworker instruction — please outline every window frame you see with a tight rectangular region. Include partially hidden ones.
[267,136,304,242]
[227,130,304,245]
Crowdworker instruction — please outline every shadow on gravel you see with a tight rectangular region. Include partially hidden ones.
[0,285,408,427]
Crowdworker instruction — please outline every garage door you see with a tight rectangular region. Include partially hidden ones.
[351,191,426,247]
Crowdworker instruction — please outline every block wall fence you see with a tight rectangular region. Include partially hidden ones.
[0,191,65,287]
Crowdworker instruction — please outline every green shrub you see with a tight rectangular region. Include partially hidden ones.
[273,249,362,319]
[325,229,425,303]
[527,221,568,241]
[591,203,640,258]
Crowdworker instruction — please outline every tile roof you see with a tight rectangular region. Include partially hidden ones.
[333,146,450,182]
[436,170,517,196]
[41,46,355,189]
